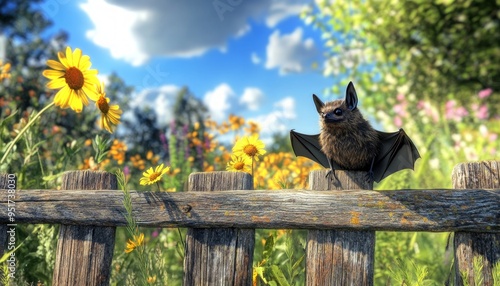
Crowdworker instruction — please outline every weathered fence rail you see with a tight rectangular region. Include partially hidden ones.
[0,160,499,285]
[0,188,498,231]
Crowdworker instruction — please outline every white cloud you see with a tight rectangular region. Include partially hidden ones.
[251,52,261,64]
[250,96,296,136]
[128,85,181,126]
[266,1,307,27]
[80,0,149,66]
[240,87,264,111]
[265,27,318,74]
[203,83,237,121]
[80,0,309,66]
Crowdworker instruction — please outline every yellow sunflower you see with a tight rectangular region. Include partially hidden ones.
[94,81,122,133]
[42,46,99,112]
[226,155,252,173]
[125,233,144,253]
[140,163,170,186]
[232,134,266,161]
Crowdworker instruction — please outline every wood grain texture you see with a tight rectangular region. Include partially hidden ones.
[0,188,499,231]
[183,171,254,286]
[306,170,375,286]
[52,170,117,286]
[452,161,500,286]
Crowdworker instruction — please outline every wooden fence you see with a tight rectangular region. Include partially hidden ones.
[0,161,499,285]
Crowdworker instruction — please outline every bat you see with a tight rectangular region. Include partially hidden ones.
[290,82,420,182]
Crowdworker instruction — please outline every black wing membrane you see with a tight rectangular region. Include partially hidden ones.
[290,130,329,168]
[373,128,421,182]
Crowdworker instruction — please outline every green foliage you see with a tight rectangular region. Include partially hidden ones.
[254,230,306,286]
[93,135,112,164]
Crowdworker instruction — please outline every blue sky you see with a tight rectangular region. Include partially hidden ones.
[39,0,338,140]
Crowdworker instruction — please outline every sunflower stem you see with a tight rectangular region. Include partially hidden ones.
[155,181,161,192]
[1,101,55,165]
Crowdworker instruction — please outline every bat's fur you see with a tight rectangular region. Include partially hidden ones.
[317,96,380,171]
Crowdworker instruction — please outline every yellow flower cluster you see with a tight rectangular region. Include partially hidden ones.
[226,134,266,173]
[42,46,122,133]
[0,61,11,80]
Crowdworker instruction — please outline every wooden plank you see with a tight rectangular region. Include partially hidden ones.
[52,170,116,286]
[0,187,499,231]
[452,161,500,286]
[306,170,375,286]
[183,171,254,286]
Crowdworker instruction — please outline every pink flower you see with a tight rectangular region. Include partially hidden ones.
[476,105,489,120]
[478,88,493,99]
[394,116,402,127]
[396,93,405,101]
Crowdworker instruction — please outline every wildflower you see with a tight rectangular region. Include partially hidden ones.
[93,81,122,133]
[131,154,146,170]
[147,276,157,284]
[478,88,493,99]
[229,114,245,130]
[125,233,144,253]
[232,134,266,161]
[226,155,252,173]
[42,46,99,112]
[140,163,170,186]
[0,61,11,80]
[109,139,127,164]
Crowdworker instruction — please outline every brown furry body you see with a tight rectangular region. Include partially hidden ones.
[318,100,380,170]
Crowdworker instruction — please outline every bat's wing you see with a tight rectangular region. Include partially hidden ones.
[373,128,420,182]
[290,130,330,168]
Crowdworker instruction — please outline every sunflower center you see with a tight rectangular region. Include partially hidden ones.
[149,172,161,181]
[243,144,258,157]
[234,162,245,170]
[97,96,109,113]
[65,67,84,90]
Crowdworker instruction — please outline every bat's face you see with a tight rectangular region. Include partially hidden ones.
[313,81,360,128]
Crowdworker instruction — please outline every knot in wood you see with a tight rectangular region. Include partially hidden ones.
[181,204,192,213]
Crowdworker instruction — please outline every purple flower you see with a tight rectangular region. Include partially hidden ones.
[478,88,493,99]
[123,166,130,177]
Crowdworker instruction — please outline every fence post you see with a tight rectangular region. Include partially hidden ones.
[452,161,500,286]
[306,170,374,286]
[52,170,117,286]
[183,171,254,286]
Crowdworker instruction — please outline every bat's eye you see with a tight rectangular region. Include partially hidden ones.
[334,108,343,116]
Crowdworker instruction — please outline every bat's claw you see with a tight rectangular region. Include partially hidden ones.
[326,169,341,187]
[367,170,374,182]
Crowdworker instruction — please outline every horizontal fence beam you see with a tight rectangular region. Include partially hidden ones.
[0,188,499,232]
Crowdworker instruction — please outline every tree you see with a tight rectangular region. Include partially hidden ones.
[304,0,499,109]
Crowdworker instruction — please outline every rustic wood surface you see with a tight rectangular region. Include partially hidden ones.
[0,186,498,231]
[52,171,117,286]
[452,161,500,286]
[183,171,254,286]
[306,170,375,286]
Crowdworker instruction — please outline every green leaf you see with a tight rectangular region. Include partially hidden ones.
[269,265,290,286]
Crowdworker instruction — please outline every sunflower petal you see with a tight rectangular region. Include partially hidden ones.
[57,51,69,68]
[46,59,66,70]
[42,69,65,80]
[65,47,74,67]
[46,78,67,89]
[79,55,92,70]
[73,48,82,67]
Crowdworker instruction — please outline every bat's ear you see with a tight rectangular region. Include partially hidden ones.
[312,94,324,114]
[345,82,358,110]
